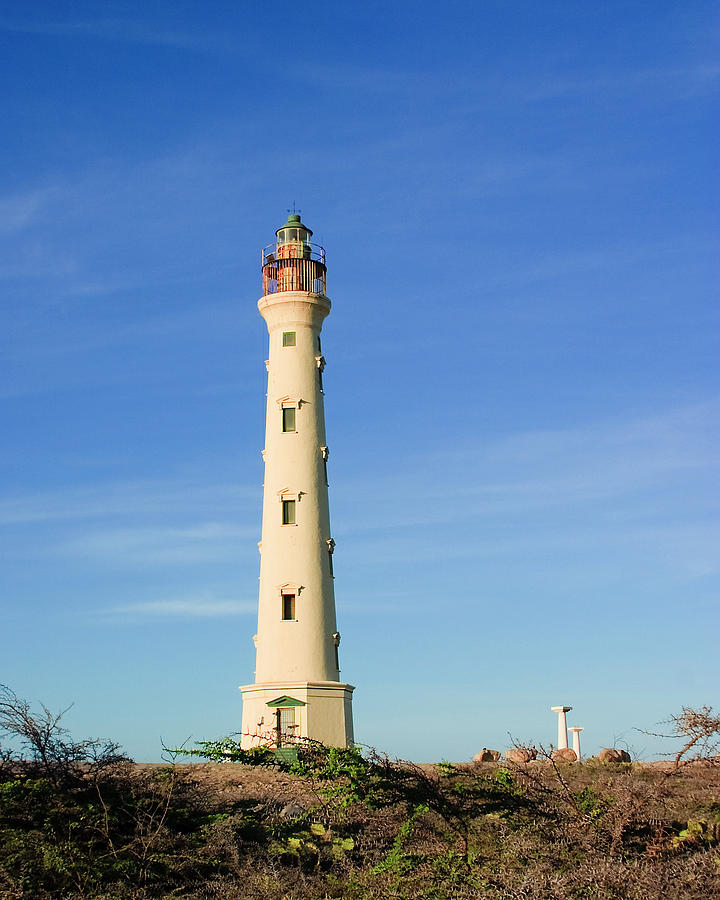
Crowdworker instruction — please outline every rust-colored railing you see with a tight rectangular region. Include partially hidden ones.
[262,255,327,296]
[263,241,325,265]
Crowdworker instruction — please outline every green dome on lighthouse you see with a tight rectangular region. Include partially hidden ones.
[276,213,313,238]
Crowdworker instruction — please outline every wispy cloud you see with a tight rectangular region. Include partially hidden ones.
[0,188,58,235]
[0,480,255,527]
[294,58,720,105]
[0,297,240,368]
[58,523,254,566]
[106,595,255,618]
[333,399,720,548]
[475,235,718,292]
[0,16,231,52]
[520,64,720,103]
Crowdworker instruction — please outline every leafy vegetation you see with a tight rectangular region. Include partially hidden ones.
[1,685,719,899]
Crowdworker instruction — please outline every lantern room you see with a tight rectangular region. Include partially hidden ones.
[276,213,312,260]
[262,213,327,296]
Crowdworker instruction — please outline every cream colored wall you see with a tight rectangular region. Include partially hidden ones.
[239,286,354,749]
[255,291,337,683]
[240,681,354,749]
[305,683,355,746]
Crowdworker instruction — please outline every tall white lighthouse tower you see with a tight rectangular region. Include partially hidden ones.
[240,214,354,749]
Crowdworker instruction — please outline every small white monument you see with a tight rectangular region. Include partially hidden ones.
[569,726,583,760]
[551,705,572,749]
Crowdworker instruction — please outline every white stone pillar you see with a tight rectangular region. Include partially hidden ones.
[551,706,572,750]
[569,726,583,760]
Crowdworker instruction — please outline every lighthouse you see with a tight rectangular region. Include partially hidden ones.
[240,214,354,749]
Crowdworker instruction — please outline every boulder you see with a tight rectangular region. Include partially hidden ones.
[551,747,577,763]
[598,748,631,764]
[473,748,501,763]
[505,747,537,764]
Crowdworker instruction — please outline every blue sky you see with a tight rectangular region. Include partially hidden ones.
[1,0,718,762]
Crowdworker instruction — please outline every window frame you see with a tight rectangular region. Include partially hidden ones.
[326,537,335,578]
[320,446,329,485]
[282,499,296,525]
[332,632,341,672]
[281,593,296,620]
[282,406,296,432]
[282,331,296,347]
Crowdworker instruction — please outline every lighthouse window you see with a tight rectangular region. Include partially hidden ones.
[279,707,296,733]
[282,331,296,347]
[282,407,296,432]
[282,499,296,525]
[282,593,296,620]
[320,446,329,485]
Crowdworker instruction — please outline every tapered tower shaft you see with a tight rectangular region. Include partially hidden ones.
[240,215,354,749]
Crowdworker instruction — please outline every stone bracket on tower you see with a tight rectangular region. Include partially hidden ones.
[276,395,305,409]
[315,355,326,371]
[277,488,303,502]
[320,446,330,461]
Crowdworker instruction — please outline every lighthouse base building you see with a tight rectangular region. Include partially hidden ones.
[240,682,354,749]
[240,216,354,749]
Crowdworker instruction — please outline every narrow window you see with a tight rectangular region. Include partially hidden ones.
[317,336,322,353]
[282,593,295,620]
[282,331,296,347]
[279,706,296,734]
[282,499,296,525]
[282,407,296,432]
[334,644,340,671]
[327,538,335,578]
[316,355,326,393]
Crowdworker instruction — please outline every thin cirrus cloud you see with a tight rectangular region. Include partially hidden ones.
[0,480,256,526]
[105,596,255,619]
[0,187,60,235]
[331,398,720,561]
[0,16,231,52]
[56,523,254,567]
[352,400,717,500]
[291,58,720,103]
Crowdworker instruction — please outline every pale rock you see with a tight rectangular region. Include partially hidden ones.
[551,747,577,763]
[473,749,501,763]
[598,748,631,763]
[505,747,537,764]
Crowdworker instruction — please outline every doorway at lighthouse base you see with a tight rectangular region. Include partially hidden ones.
[239,681,354,749]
